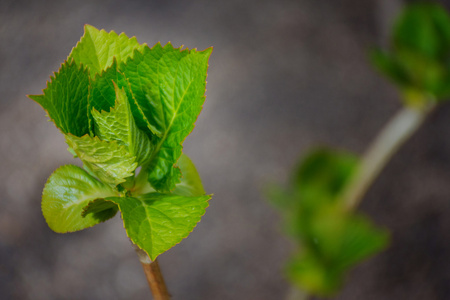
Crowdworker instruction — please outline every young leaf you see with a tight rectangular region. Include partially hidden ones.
[92,83,153,166]
[294,148,358,204]
[287,210,388,296]
[65,134,138,186]
[89,60,152,136]
[42,165,118,233]
[268,148,388,296]
[132,153,205,196]
[68,25,146,77]
[121,43,212,192]
[372,3,450,102]
[84,153,209,258]
[172,154,206,197]
[104,193,210,260]
[28,61,90,137]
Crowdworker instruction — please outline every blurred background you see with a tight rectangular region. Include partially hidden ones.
[1,0,450,299]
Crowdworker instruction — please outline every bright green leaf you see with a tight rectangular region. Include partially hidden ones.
[172,154,206,197]
[92,83,152,166]
[28,61,90,137]
[88,60,152,137]
[42,165,118,233]
[121,43,212,192]
[103,193,210,260]
[65,134,137,186]
[132,153,206,197]
[68,24,145,77]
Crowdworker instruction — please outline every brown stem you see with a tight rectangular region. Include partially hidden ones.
[133,244,170,300]
[141,259,170,300]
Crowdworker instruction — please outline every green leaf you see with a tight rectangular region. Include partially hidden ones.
[92,83,153,166]
[286,251,336,295]
[332,214,389,271]
[68,24,146,77]
[393,3,450,60]
[104,193,210,260]
[65,134,137,186]
[121,43,212,192]
[83,153,210,258]
[267,148,388,296]
[372,2,450,102]
[88,60,152,137]
[286,208,388,296]
[42,165,118,233]
[132,153,206,196]
[173,154,206,197]
[294,148,358,202]
[28,61,90,137]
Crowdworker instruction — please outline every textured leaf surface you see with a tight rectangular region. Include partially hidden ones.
[121,43,212,191]
[42,165,118,233]
[69,25,145,77]
[88,61,152,136]
[84,153,209,257]
[28,61,90,137]
[92,83,152,165]
[65,134,137,186]
[105,193,210,260]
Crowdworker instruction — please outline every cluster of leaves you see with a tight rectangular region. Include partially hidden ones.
[372,2,450,107]
[29,25,212,260]
[268,149,388,296]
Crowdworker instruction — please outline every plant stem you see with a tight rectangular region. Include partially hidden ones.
[133,244,170,300]
[286,287,310,300]
[343,103,435,211]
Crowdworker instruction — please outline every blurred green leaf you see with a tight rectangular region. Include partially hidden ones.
[287,210,388,296]
[268,148,389,296]
[372,2,450,103]
[294,148,358,203]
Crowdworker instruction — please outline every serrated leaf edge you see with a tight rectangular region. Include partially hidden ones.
[28,60,90,136]
[97,194,211,260]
